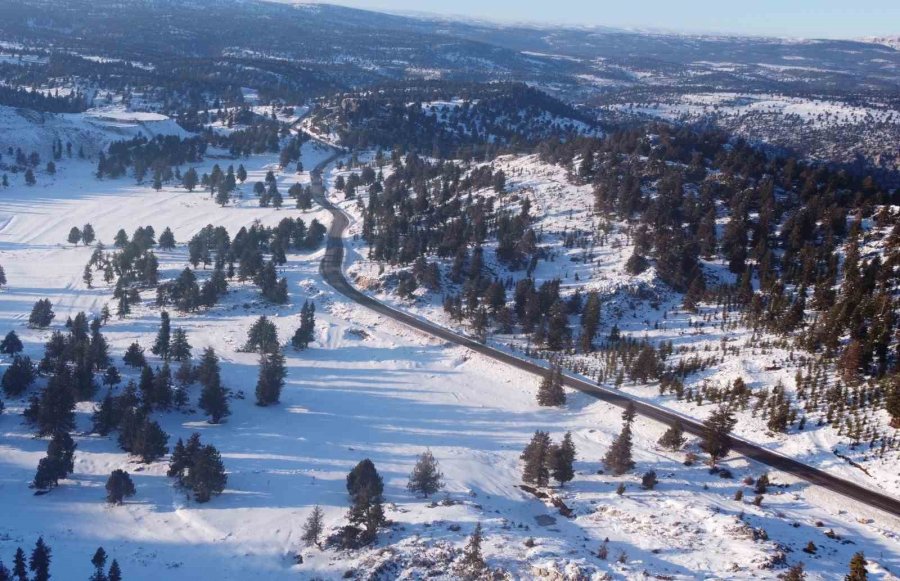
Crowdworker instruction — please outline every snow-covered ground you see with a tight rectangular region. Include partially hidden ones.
[0,124,898,578]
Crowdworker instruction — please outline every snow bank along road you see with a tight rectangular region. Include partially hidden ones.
[308,155,900,519]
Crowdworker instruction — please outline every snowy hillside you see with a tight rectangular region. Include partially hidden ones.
[335,151,900,499]
[0,104,189,162]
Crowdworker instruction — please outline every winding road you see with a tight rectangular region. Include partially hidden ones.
[308,155,900,519]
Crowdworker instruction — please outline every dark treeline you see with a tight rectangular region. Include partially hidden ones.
[0,84,87,113]
[98,135,206,181]
[312,82,597,159]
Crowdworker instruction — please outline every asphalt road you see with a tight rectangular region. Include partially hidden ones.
[308,156,900,519]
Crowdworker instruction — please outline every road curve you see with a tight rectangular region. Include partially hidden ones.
[308,158,900,519]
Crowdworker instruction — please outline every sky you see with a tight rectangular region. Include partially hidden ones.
[312,0,900,39]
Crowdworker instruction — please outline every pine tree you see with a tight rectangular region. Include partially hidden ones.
[244,316,279,354]
[158,227,176,250]
[116,293,130,318]
[105,470,135,504]
[169,328,192,361]
[107,560,122,581]
[132,417,169,463]
[2,355,36,397]
[102,366,121,387]
[199,371,229,424]
[182,167,198,191]
[346,459,386,542]
[545,300,571,350]
[846,552,867,580]
[551,432,576,486]
[0,560,9,581]
[29,537,51,581]
[175,359,194,387]
[11,548,26,581]
[152,362,173,409]
[621,401,637,423]
[702,405,737,466]
[603,421,634,476]
[195,347,219,387]
[89,547,107,581]
[91,392,117,436]
[579,291,601,352]
[658,419,686,451]
[82,223,96,245]
[459,522,486,574]
[292,301,316,350]
[123,342,146,367]
[33,456,61,490]
[113,229,128,248]
[0,330,23,354]
[521,431,552,487]
[301,505,325,548]
[407,449,444,497]
[184,444,227,503]
[28,374,76,436]
[46,431,76,476]
[151,311,171,359]
[167,433,201,482]
[28,299,55,328]
[215,186,230,207]
[138,365,155,405]
[255,349,286,406]
[67,226,82,246]
[536,364,565,406]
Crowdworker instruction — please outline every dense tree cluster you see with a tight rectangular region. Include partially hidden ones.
[0,84,86,112]
[98,135,206,182]
[313,82,596,158]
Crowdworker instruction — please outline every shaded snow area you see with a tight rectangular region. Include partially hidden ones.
[0,144,897,579]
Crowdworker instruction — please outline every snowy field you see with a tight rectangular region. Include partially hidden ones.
[0,122,897,578]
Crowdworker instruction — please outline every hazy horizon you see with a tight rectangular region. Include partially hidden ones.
[297,0,900,39]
